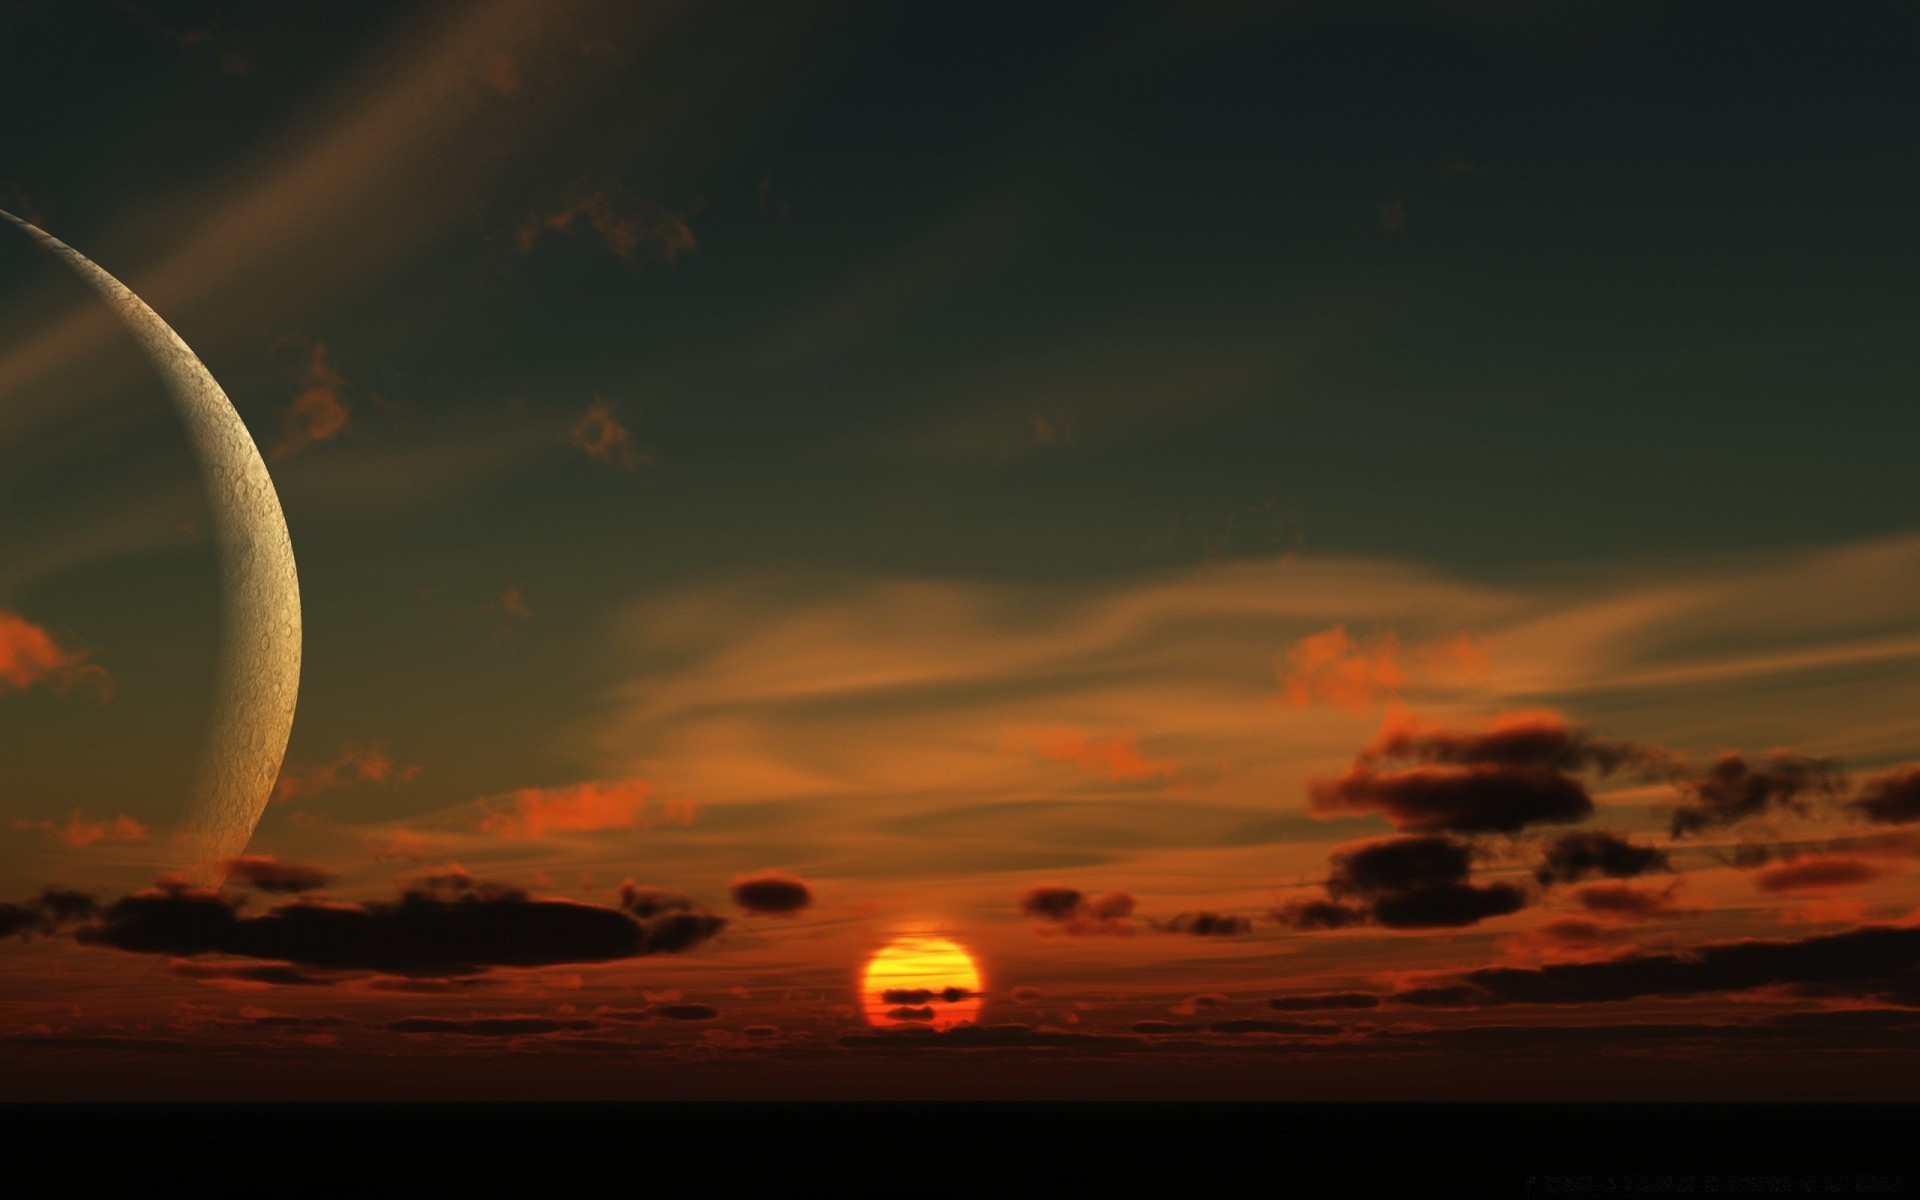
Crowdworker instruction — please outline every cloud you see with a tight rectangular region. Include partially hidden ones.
[0,888,97,939]
[1390,922,1920,1009]
[10,811,148,848]
[1017,885,1137,936]
[1669,751,1846,837]
[1309,762,1592,835]
[478,778,692,841]
[728,873,812,916]
[1274,898,1368,931]
[1328,835,1474,896]
[270,341,353,462]
[74,872,727,977]
[222,856,329,894]
[1268,991,1381,1011]
[497,586,534,621]
[1305,710,1647,834]
[0,610,113,700]
[881,987,976,1005]
[1359,709,1654,776]
[1576,882,1684,920]
[1276,627,1405,713]
[1533,832,1671,886]
[1276,626,1487,713]
[515,189,696,264]
[1020,726,1175,783]
[1166,912,1254,937]
[1855,765,1920,825]
[651,1003,718,1021]
[886,1005,935,1021]
[273,742,414,805]
[1285,834,1531,930]
[1370,882,1527,929]
[568,397,647,469]
[1378,191,1406,233]
[390,1016,599,1037]
[1132,1020,1198,1034]
[172,961,345,988]
[1754,856,1886,894]
[1209,1018,1342,1035]
[1518,918,1613,954]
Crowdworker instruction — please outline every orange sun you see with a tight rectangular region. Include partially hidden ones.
[861,932,984,1030]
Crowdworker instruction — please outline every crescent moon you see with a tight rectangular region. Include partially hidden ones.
[4,212,301,882]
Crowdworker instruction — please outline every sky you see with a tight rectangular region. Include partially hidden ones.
[3,0,1920,1100]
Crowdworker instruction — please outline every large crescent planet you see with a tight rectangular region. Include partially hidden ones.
[4,212,301,883]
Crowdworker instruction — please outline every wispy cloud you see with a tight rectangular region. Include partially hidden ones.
[270,341,353,462]
[11,811,148,848]
[274,743,417,805]
[569,397,647,468]
[0,609,113,700]
[476,778,694,841]
[514,189,697,264]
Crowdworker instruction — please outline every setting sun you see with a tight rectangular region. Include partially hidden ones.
[861,933,984,1030]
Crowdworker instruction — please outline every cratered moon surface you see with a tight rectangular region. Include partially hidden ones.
[4,212,301,882]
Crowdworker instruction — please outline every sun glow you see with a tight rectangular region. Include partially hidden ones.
[861,933,984,1030]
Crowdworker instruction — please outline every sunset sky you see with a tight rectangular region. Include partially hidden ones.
[4,0,1920,1101]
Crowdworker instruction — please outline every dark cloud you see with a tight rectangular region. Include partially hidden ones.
[1754,856,1883,894]
[1018,885,1082,920]
[1388,922,1920,1009]
[1286,835,1530,931]
[652,1003,719,1021]
[1274,898,1367,931]
[1310,763,1592,834]
[728,873,812,916]
[389,1016,600,1037]
[885,1006,935,1021]
[1534,832,1670,886]
[1132,1020,1199,1034]
[1166,911,1253,936]
[1329,835,1472,896]
[172,961,347,987]
[1576,882,1681,920]
[75,874,726,977]
[1855,765,1920,825]
[1208,1019,1342,1035]
[881,987,976,1005]
[240,1013,351,1029]
[1669,751,1845,837]
[1370,882,1527,929]
[223,855,329,894]
[1269,992,1382,1012]
[1363,711,1655,776]
[616,882,696,918]
[1017,885,1136,934]
[0,887,96,938]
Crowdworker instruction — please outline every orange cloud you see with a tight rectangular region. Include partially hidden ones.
[485,53,521,98]
[569,397,647,468]
[477,778,694,841]
[0,610,113,700]
[1277,626,1487,714]
[497,586,533,620]
[1755,855,1887,894]
[270,341,352,462]
[273,742,416,805]
[11,811,148,848]
[516,190,696,263]
[1021,727,1175,783]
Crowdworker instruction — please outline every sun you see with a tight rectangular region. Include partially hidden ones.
[861,932,984,1030]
